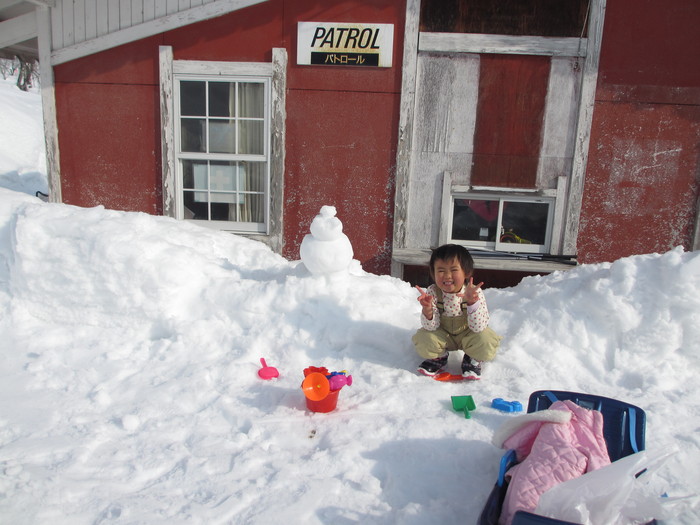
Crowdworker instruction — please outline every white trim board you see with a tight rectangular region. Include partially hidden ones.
[419,32,587,57]
[562,0,607,255]
[392,0,420,252]
[50,0,267,65]
[0,11,37,48]
[159,45,176,217]
[36,6,62,203]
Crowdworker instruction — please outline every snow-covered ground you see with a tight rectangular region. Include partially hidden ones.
[1,72,699,524]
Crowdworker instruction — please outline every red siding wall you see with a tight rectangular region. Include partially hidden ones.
[578,0,700,263]
[54,36,162,213]
[54,0,403,274]
[282,1,403,274]
[471,54,550,188]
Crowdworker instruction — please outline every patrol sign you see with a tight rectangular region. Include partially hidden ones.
[297,22,394,67]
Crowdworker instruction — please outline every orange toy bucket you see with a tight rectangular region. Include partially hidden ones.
[301,370,340,413]
[305,388,340,413]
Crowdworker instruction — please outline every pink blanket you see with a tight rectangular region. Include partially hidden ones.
[493,400,611,525]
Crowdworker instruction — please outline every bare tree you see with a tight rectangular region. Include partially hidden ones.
[0,57,14,79]
[16,55,36,91]
[0,56,39,89]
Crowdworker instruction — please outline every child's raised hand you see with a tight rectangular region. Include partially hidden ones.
[415,285,432,307]
[415,285,435,320]
[459,277,484,306]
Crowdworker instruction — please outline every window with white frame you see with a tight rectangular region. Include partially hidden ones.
[159,48,287,251]
[447,192,555,254]
[175,76,270,232]
[439,173,566,256]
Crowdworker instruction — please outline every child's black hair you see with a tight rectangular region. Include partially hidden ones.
[429,244,475,281]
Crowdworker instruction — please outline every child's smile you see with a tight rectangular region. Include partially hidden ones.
[433,256,470,294]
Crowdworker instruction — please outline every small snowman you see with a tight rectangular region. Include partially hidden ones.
[300,205,354,275]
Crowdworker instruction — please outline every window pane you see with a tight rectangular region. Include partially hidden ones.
[209,161,236,192]
[238,120,264,154]
[209,82,234,118]
[210,202,232,221]
[209,120,236,153]
[209,161,241,204]
[238,83,265,118]
[241,162,265,192]
[181,119,206,152]
[501,201,549,245]
[183,190,209,220]
[241,193,264,223]
[180,81,206,116]
[182,160,208,190]
[452,199,499,241]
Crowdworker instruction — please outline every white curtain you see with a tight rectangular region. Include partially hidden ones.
[231,82,264,223]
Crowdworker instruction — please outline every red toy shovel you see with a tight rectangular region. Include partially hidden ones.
[258,358,279,380]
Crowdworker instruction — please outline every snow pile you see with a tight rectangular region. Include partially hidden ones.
[0,190,698,523]
[1,71,698,524]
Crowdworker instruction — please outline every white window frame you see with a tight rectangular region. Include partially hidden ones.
[174,74,271,233]
[159,47,287,252]
[439,173,567,255]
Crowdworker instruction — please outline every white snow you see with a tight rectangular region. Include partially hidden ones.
[1,70,699,524]
[0,74,47,197]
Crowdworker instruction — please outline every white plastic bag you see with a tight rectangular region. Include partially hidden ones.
[534,450,696,524]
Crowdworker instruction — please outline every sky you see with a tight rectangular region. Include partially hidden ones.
[0,69,698,525]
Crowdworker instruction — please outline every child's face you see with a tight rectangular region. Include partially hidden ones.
[432,256,471,294]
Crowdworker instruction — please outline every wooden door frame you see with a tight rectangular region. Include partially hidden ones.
[392,0,607,274]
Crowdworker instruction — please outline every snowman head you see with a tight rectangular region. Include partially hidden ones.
[309,205,343,241]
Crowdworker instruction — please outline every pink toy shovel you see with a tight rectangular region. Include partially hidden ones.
[258,358,279,380]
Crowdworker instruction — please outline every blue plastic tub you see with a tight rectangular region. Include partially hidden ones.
[478,390,650,525]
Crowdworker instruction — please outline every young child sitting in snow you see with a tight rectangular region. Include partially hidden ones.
[413,244,502,378]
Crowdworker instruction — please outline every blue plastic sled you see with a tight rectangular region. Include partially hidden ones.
[478,390,651,525]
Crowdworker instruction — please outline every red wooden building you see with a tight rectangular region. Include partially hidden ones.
[1,0,698,284]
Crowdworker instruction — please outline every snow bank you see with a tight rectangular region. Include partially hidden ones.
[0,193,698,523]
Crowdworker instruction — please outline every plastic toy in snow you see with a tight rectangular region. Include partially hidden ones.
[301,366,353,413]
[432,371,480,382]
[491,398,523,412]
[302,372,330,401]
[257,357,279,380]
[451,395,477,419]
[327,371,353,391]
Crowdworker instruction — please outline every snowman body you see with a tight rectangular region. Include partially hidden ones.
[300,206,354,275]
